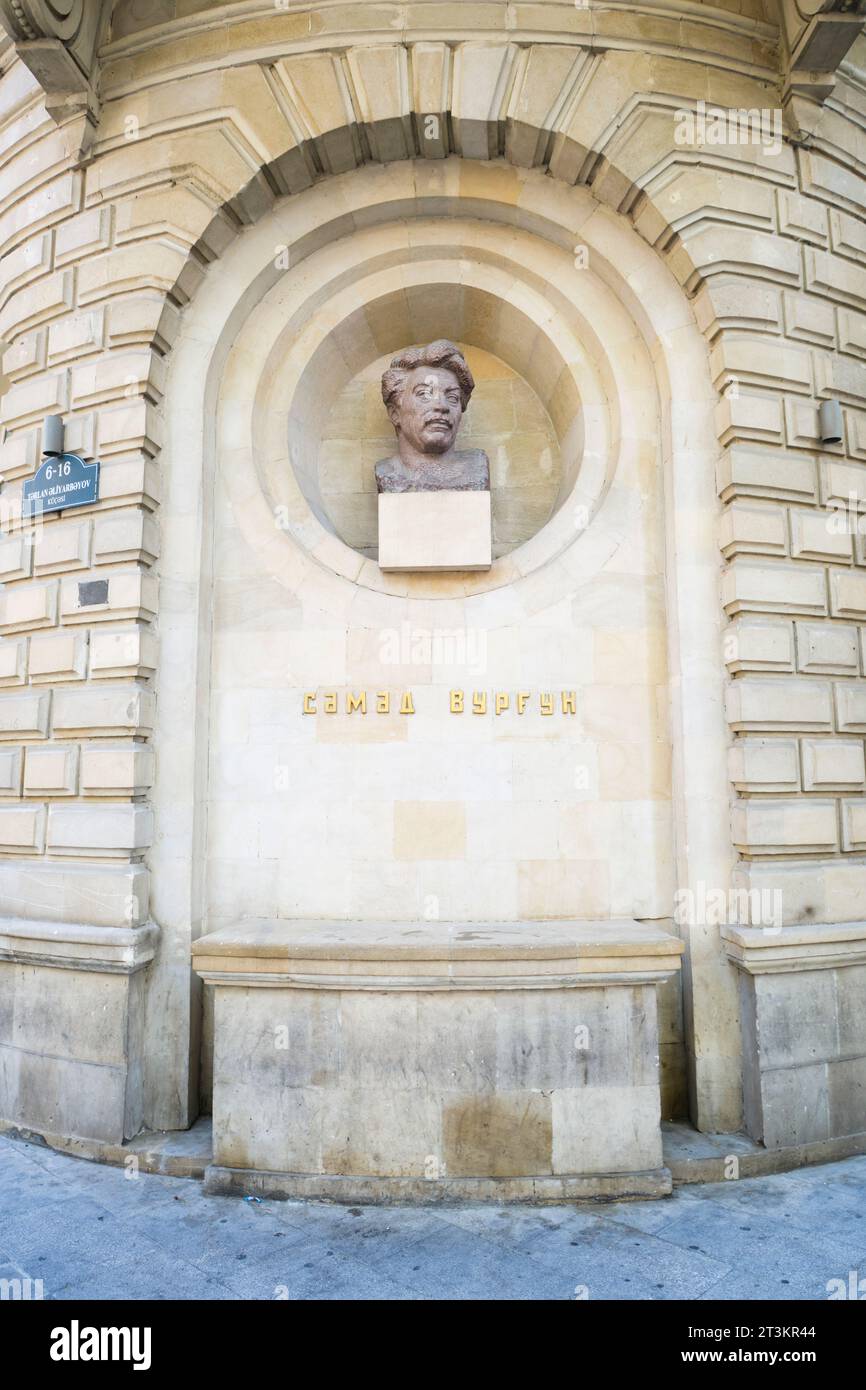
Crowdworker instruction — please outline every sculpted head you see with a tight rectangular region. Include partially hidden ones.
[382,341,475,457]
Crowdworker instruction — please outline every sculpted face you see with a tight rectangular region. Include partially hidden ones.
[389,365,463,456]
[376,341,488,495]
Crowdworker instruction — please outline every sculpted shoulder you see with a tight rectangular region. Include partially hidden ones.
[374,456,409,493]
[375,449,490,494]
[456,449,490,491]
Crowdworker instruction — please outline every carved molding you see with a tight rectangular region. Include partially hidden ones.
[0,0,110,137]
[0,0,105,72]
[778,0,866,104]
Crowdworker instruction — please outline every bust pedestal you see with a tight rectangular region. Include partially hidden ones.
[378,490,492,571]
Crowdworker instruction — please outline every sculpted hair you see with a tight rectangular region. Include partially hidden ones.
[381,340,475,412]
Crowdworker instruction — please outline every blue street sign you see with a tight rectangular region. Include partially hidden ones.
[22,453,100,517]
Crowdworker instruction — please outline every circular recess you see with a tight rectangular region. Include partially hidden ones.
[318,345,563,561]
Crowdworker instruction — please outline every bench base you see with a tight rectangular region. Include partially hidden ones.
[192,919,684,1197]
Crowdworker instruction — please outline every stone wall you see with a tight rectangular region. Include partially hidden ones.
[0,1,864,1143]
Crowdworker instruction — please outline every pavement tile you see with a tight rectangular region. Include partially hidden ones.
[654,1196,866,1297]
[517,1218,732,1300]
[3,1135,866,1301]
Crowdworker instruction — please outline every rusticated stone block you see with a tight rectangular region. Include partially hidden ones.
[0,747,22,794]
[0,690,50,740]
[0,919,158,1143]
[52,686,154,738]
[0,804,45,852]
[801,738,866,791]
[723,619,794,673]
[728,738,799,793]
[721,561,827,618]
[0,638,26,686]
[731,798,837,855]
[46,804,153,858]
[725,924,866,1147]
[796,621,859,675]
[0,581,57,635]
[79,745,153,796]
[23,745,78,797]
[726,677,832,732]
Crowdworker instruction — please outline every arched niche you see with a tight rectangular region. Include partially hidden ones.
[148,158,735,1132]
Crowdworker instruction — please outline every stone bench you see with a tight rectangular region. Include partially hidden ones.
[192,919,683,1202]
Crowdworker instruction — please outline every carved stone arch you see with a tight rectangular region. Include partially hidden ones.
[170,100,715,329]
[146,150,737,1137]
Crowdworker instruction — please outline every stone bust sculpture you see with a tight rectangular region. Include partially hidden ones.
[375,340,490,493]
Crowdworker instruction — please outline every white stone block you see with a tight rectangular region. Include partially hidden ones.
[0,637,26,685]
[0,859,148,927]
[839,309,866,359]
[841,800,866,852]
[830,570,866,620]
[24,745,78,796]
[726,677,832,731]
[715,392,783,446]
[93,512,158,566]
[80,745,153,796]
[47,803,153,857]
[0,804,45,852]
[0,431,38,483]
[32,519,91,575]
[790,508,853,563]
[802,739,865,791]
[718,447,817,504]
[89,627,157,679]
[783,293,835,346]
[52,686,154,738]
[796,621,859,675]
[721,561,827,617]
[719,502,787,558]
[0,580,57,634]
[47,308,105,364]
[723,620,794,673]
[378,491,492,571]
[731,799,838,854]
[835,683,866,733]
[55,207,112,266]
[821,459,866,510]
[0,748,22,794]
[28,630,88,683]
[0,690,50,740]
[0,534,32,581]
[728,739,799,792]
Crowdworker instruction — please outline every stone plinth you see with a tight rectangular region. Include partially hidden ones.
[377,491,492,571]
[192,919,683,1202]
[0,917,159,1144]
[723,921,866,1150]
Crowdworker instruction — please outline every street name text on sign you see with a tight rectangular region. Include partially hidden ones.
[22,453,100,517]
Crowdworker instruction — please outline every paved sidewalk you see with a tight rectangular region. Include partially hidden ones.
[1,1134,865,1300]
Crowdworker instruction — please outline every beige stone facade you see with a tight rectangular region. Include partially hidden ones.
[0,0,865,1196]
